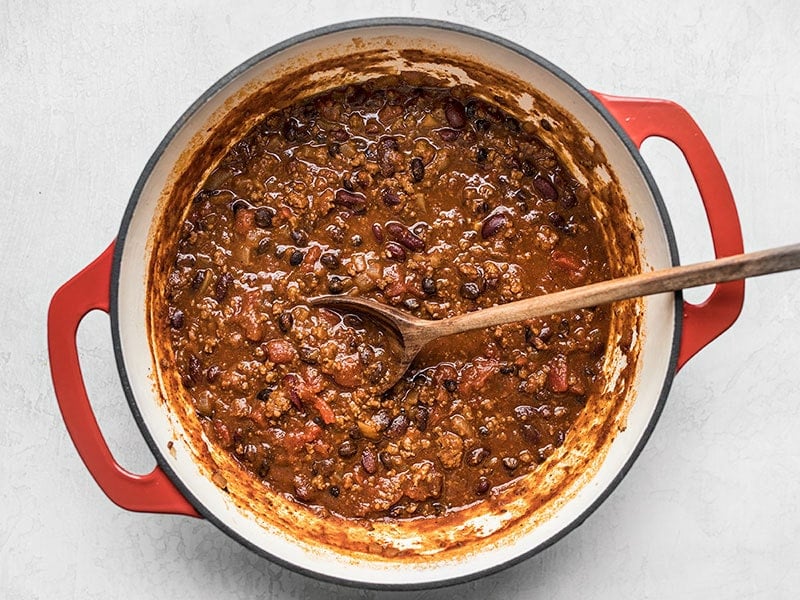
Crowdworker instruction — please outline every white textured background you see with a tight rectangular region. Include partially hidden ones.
[2,1,799,598]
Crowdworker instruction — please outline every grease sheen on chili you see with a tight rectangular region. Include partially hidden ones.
[163,76,612,520]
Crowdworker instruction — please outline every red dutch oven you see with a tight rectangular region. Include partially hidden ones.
[47,19,743,589]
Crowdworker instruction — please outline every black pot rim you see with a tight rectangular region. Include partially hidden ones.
[110,16,681,591]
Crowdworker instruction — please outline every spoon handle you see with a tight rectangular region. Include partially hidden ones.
[437,243,800,336]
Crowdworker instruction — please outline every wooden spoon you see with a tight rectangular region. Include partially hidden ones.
[310,243,800,390]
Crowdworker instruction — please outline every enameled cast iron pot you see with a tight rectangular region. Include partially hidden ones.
[47,19,744,589]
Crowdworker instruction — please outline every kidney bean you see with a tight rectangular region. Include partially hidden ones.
[481,211,509,239]
[412,405,429,432]
[381,188,402,206]
[386,414,409,438]
[444,98,467,129]
[533,175,558,200]
[371,222,384,243]
[410,157,425,182]
[385,221,425,252]
[437,128,461,142]
[254,207,275,228]
[188,354,202,384]
[379,451,394,470]
[205,365,221,384]
[384,241,407,262]
[213,272,233,301]
[334,189,367,213]
[293,475,313,502]
[277,311,293,333]
[361,447,378,474]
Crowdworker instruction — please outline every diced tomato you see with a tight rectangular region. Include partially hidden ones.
[311,395,336,424]
[212,419,233,448]
[458,358,499,395]
[550,249,587,284]
[266,339,297,364]
[283,421,323,451]
[234,208,255,235]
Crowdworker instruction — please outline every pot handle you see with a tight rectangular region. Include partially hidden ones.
[592,92,745,370]
[47,242,199,516]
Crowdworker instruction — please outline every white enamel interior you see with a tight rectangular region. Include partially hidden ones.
[114,22,677,587]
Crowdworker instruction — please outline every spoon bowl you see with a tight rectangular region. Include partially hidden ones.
[311,243,800,391]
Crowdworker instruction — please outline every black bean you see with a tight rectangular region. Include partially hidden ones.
[338,440,357,458]
[421,276,437,295]
[294,477,313,502]
[256,387,273,402]
[540,118,553,131]
[282,118,300,142]
[443,379,458,392]
[499,363,517,375]
[548,211,566,228]
[289,249,304,266]
[465,99,479,119]
[298,346,319,364]
[444,98,467,128]
[502,456,519,471]
[257,460,270,478]
[379,451,394,470]
[403,298,420,311]
[214,272,233,301]
[481,212,509,239]
[320,252,340,270]
[329,485,340,498]
[533,175,558,201]
[327,142,340,157]
[385,221,426,252]
[520,423,541,445]
[460,282,481,300]
[169,308,184,329]
[477,425,490,437]
[555,430,566,447]
[476,477,491,495]
[350,234,363,247]
[410,157,425,182]
[476,147,489,162]
[388,505,405,518]
[334,189,367,213]
[256,238,271,255]
[466,447,490,467]
[384,241,407,262]
[327,275,345,294]
[290,229,308,247]
[254,207,275,228]
[277,311,293,333]
[505,116,520,132]
[474,118,491,133]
